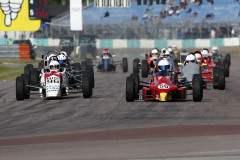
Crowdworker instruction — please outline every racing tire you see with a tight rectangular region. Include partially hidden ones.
[218,68,225,90]
[86,59,93,66]
[225,54,231,66]
[192,74,203,102]
[30,68,39,87]
[24,64,33,76]
[82,72,92,98]
[130,73,139,100]
[122,57,128,72]
[85,66,94,88]
[81,61,87,71]
[74,63,81,71]
[38,60,44,70]
[141,60,148,78]
[21,74,30,99]
[126,76,135,102]
[224,60,229,77]
[133,58,140,74]
[16,76,25,101]
[213,67,219,89]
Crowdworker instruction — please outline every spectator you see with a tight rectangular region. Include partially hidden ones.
[231,26,236,37]
[8,39,12,45]
[205,13,215,19]
[192,11,197,18]
[180,0,187,10]
[238,10,240,16]
[194,0,202,5]
[104,11,109,17]
[131,15,138,20]
[207,0,214,5]
[215,27,222,38]
[186,7,192,13]
[210,28,215,38]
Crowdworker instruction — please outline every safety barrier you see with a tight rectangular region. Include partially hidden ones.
[0,44,30,61]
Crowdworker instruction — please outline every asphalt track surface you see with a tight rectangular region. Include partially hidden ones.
[0,48,240,160]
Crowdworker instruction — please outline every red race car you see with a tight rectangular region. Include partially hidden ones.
[126,58,203,102]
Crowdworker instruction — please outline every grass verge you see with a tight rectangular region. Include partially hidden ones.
[0,66,24,81]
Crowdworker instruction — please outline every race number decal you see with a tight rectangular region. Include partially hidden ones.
[46,76,60,84]
[158,83,170,89]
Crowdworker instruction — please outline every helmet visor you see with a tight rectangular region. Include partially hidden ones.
[159,65,170,70]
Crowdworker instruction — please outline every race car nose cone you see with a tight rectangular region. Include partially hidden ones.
[160,92,168,101]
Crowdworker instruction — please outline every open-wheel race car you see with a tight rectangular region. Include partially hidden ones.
[126,57,203,102]
[193,50,226,90]
[96,49,128,72]
[16,51,94,100]
[133,48,160,78]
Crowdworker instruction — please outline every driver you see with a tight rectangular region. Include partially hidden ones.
[101,49,112,57]
[195,53,202,63]
[160,48,170,57]
[150,48,159,58]
[49,61,60,72]
[211,46,219,54]
[155,58,172,76]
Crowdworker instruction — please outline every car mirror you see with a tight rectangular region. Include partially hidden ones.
[41,55,44,59]
[96,56,100,59]
[178,63,183,66]
[202,63,207,66]
[112,55,116,57]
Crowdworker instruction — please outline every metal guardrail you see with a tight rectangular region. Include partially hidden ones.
[0,44,19,60]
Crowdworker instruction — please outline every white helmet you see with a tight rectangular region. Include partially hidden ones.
[59,51,68,57]
[151,48,159,56]
[158,59,170,71]
[186,54,196,63]
[201,50,209,58]
[49,61,60,72]
[168,47,173,53]
[195,53,201,62]
[58,54,67,66]
[161,48,170,57]
[172,44,177,50]
[48,54,58,63]
[211,46,219,54]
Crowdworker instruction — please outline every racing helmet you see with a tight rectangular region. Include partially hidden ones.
[167,46,173,53]
[58,54,67,67]
[172,44,177,50]
[195,53,202,62]
[151,48,159,56]
[103,49,109,55]
[211,46,219,54]
[161,49,170,57]
[201,50,209,58]
[186,54,196,63]
[158,59,170,71]
[59,51,68,57]
[48,54,58,63]
[49,61,60,72]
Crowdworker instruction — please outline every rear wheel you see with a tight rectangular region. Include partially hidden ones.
[192,74,203,102]
[74,63,81,71]
[218,68,225,90]
[213,67,219,89]
[21,74,30,99]
[81,61,87,71]
[82,72,92,98]
[133,58,140,74]
[122,57,128,72]
[16,76,25,101]
[30,68,39,86]
[141,60,148,78]
[130,73,139,100]
[126,76,135,102]
[224,60,229,77]
[225,54,231,66]
[85,66,94,88]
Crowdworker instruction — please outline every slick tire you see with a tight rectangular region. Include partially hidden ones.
[122,57,128,72]
[82,72,92,98]
[30,68,39,86]
[130,73,139,100]
[21,74,30,99]
[16,76,25,101]
[141,60,148,78]
[192,74,203,102]
[225,54,231,66]
[85,66,94,88]
[81,61,87,71]
[218,69,225,90]
[224,60,229,77]
[133,58,140,74]
[213,67,219,89]
[126,76,135,102]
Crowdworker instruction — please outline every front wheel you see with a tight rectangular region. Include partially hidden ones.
[126,76,135,102]
[133,58,140,74]
[141,60,148,78]
[218,68,225,90]
[16,76,25,101]
[122,57,128,72]
[192,74,203,102]
[82,72,92,98]
[130,73,139,100]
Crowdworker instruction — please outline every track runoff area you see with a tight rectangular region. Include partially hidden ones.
[0,47,240,160]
